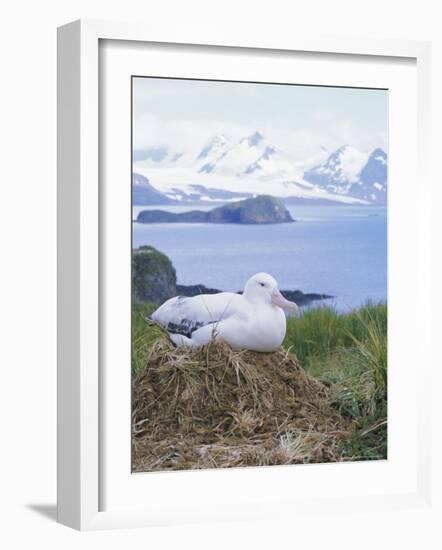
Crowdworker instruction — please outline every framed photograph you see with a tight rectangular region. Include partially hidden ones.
[57,19,432,530]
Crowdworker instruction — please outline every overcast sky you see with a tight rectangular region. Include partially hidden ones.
[132,77,388,160]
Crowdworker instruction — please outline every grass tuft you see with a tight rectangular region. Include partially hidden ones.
[284,303,387,461]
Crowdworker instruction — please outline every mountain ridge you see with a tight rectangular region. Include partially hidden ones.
[133,133,387,206]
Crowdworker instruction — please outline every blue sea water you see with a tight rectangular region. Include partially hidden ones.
[132,205,387,312]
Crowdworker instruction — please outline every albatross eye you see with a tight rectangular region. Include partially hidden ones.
[259,282,265,287]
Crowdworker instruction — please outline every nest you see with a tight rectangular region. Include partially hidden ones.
[132,339,353,471]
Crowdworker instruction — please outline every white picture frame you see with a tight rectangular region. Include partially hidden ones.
[57,19,432,531]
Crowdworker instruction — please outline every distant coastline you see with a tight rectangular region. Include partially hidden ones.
[176,283,333,307]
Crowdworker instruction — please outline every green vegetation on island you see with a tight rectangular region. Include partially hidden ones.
[132,246,176,304]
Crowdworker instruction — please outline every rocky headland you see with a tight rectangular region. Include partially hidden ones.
[132,246,332,307]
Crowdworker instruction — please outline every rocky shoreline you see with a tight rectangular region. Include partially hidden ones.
[132,245,333,308]
[176,284,333,307]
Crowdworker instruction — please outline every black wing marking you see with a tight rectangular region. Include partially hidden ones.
[166,318,214,339]
[150,293,237,338]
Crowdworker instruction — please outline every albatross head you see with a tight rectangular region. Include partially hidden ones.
[243,272,300,315]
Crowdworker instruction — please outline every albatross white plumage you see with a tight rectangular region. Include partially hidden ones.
[149,273,300,352]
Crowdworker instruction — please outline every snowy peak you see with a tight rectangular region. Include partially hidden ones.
[195,135,230,174]
[244,146,276,174]
[370,148,387,163]
[360,149,387,183]
[240,131,264,147]
[196,132,281,178]
[133,134,387,206]
[304,146,387,204]
[304,145,369,191]
[196,135,228,160]
[356,148,388,203]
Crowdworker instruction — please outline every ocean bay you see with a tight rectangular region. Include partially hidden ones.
[132,204,387,312]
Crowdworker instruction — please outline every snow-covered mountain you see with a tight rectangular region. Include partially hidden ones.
[304,145,387,204]
[133,133,387,206]
[132,173,178,205]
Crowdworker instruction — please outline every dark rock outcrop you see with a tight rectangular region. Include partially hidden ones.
[132,246,176,304]
[176,284,223,297]
[176,284,333,306]
[132,246,332,307]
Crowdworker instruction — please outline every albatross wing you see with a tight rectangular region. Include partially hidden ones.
[150,292,242,339]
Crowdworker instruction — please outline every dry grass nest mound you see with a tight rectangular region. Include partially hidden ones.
[132,338,354,471]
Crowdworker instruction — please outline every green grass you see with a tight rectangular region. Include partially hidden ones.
[132,301,388,462]
[284,302,387,460]
[132,303,164,375]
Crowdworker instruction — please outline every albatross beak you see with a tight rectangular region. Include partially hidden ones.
[271,289,300,316]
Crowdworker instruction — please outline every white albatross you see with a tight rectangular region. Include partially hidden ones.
[149,273,300,352]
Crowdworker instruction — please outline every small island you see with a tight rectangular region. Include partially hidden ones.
[136,195,295,225]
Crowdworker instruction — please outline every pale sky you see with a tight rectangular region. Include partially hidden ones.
[132,76,388,160]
